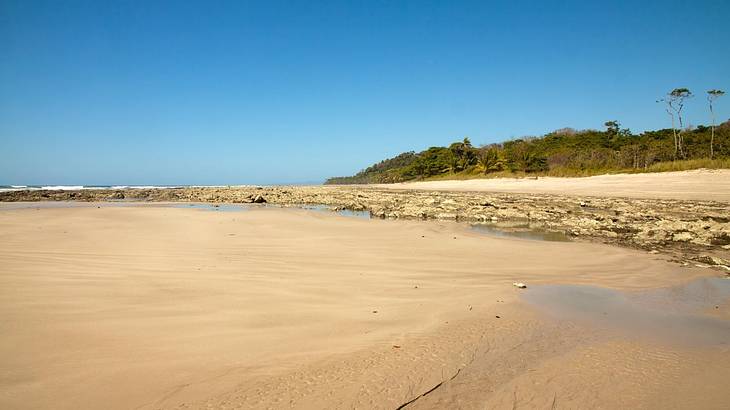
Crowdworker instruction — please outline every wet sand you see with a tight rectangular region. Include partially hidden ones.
[375,169,730,201]
[0,204,728,409]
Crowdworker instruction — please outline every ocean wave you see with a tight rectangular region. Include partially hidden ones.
[122,186,183,189]
[41,186,86,190]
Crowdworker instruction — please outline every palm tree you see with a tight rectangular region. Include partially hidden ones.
[477,148,505,174]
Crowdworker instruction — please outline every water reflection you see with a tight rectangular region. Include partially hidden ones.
[297,204,372,219]
[522,277,730,346]
[471,222,570,242]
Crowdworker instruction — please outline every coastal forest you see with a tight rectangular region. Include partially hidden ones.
[327,88,728,184]
[326,120,730,184]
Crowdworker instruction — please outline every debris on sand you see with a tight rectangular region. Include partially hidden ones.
[513,282,527,289]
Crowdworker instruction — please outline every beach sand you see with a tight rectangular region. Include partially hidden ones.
[0,204,728,409]
[374,169,730,201]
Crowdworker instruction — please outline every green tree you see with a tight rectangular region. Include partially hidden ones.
[604,120,629,148]
[604,120,620,135]
[477,146,506,173]
[448,137,477,172]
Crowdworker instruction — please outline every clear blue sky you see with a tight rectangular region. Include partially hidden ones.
[1,0,729,185]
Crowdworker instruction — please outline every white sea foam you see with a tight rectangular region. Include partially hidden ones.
[41,186,85,190]
[124,186,182,189]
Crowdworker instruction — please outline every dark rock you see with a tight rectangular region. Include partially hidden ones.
[710,233,730,246]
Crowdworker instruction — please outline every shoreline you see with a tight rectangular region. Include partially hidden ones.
[2,176,729,273]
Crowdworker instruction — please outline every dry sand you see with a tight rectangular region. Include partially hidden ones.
[374,169,730,201]
[0,204,728,409]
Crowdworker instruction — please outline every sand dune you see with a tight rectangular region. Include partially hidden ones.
[373,169,730,201]
[0,205,727,409]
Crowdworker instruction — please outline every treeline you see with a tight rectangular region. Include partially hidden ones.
[325,120,730,184]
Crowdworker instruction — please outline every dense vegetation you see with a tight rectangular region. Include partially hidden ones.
[325,120,730,184]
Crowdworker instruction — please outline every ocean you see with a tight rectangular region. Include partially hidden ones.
[0,182,321,192]
[0,185,215,192]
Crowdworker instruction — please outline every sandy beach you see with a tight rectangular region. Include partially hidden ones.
[1,203,728,409]
[4,0,729,407]
[374,169,730,201]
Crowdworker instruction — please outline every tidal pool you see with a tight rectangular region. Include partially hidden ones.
[522,277,730,346]
[471,222,571,242]
[296,204,372,219]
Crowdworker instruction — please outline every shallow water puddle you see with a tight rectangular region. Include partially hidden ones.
[165,202,371,218]
[296,204,372,219]
[0,201,377,220]
[522,277,730,346]
[0,201,251,212]
[471,222,570,242]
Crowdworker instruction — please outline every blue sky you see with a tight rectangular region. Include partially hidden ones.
[1,0,729,185]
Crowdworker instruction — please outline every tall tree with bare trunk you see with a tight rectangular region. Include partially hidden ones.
[657,98,678,158]
[658,88,693,159]
[707,89,725,159]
